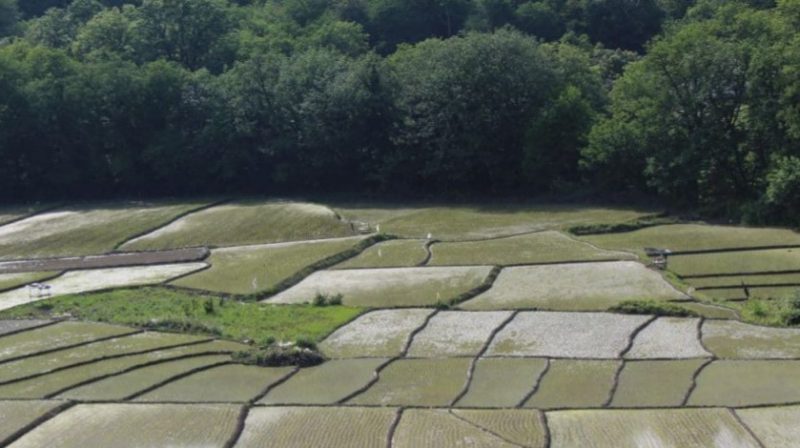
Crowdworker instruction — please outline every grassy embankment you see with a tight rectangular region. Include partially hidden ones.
[0,287,363,345]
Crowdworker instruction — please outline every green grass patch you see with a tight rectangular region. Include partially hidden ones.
[689,273,800,288]
[0,200,210,260]
[121,200,358,251]
[609,300,699,317]
[0,287,363,344]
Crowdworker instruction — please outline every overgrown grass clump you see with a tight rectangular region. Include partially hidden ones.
[608,300,699,317]
[568,214,677,236]
[0,287,363,343]
[732,294,800,327]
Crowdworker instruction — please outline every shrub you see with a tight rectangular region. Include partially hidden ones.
[312,293,344,307]
[233,342,325,367]
[609,300,698,317]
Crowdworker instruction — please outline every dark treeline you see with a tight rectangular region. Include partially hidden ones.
[1,0,799,223]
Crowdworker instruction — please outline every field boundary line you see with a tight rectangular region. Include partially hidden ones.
[448,409,528,448]
[516,358,551,408]
[162,262,212,285]
[540,411,551,448]
[223,404,250,448]
[249,367,300,404]
[0,400,75,448]
[112,198,231,251]
[0,319,63,340]
[681,358,715,406]
[386,407,404,448]
[448,266,502,308]
[0,337,213,387]
[124,360,234,400]
[0,328,143,367]
[45,351,237,399]
[450,310,519,407]
[728,408,766,448]
[603,360,626,407]
[418,239,438,266]
[695,318,714,357]
[618,315,657,358]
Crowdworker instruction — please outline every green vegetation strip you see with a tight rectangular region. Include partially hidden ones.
[0,287,363,345]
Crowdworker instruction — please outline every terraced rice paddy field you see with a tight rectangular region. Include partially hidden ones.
[0,199,799,446]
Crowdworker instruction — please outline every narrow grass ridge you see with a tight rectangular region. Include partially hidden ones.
[445,266,502,308]
[387,407,404,448]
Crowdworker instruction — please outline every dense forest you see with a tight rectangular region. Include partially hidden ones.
[0,0,799,223]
